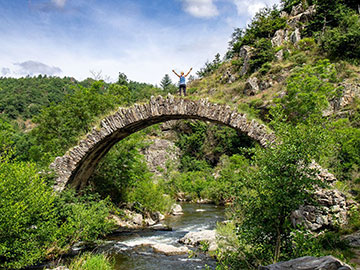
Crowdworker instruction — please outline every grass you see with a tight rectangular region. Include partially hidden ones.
[68,253,113,270]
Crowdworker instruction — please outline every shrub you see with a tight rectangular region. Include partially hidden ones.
[0,151,58,269]
[321,11,360,63]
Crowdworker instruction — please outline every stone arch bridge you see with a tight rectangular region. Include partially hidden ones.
[50,95,276,191]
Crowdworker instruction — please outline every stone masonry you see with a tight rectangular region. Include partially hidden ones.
[50,94,276,191]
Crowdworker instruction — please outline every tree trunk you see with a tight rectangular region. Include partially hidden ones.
[274,225,281,263]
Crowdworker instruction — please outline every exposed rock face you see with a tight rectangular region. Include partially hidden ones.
[244,77,259,96]
[152,243,189,256]
[291,163,352,231]
[221,67,237,83]
[330,83,360,113]
[239,45,253,76]
[290,3,304,16]
[50,94,276,191]
[271,29,285,47]
[290,28,301,44]
[179,230,217,251]
[259,256,352,270]
[141,138,180,176]
[291,188,348,231]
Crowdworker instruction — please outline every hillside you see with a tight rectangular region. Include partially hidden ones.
[0,0,360,269]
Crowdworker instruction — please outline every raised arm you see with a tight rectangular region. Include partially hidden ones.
[185,67,193,77]
[172,69,180,77]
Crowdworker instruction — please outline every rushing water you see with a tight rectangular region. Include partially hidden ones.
[29,203,225,270]
[100,203,225,270]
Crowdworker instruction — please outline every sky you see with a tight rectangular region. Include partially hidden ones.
[0,0,280,85]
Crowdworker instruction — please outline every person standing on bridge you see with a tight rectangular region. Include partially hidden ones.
[172,68,192,96]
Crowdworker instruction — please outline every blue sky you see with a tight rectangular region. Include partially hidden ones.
[0,0,279,84]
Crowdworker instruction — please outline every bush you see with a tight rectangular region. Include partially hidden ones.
[0,151,58,269]
[321,11,360,63]
[53,190,114,250]
[276,59,338,123]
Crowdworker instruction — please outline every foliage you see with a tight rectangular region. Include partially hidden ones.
[229,7,286,56]
[248,38,275,74]
[90,131,173,213]
[232,113,332,266]
[0,150,114,269]
[276,59,338,123]
[175,120,255,170]
[160,74,177,93]
[330,119,360,180]
[0,75,75,120]
[0,151,57,269]
[320,10,360,63]
[69,253,114,270]
[53,189,114,249]
[27,81,128,165]
[197,53,222,78]
[207,155,252,204]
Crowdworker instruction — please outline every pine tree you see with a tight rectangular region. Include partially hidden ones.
[160,74,172,91]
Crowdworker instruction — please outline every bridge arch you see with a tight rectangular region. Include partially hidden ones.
[50,94,276,191]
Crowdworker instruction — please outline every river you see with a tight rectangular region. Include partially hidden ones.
[102,203,225,270]
[29,203,225,270]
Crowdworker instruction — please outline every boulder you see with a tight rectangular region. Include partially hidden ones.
[244,77,259,96]
[239,46,253,76]
[152,243,189,256]
[342,231,360,248]
[179,230,216,246]
[259,256,352,270]
[171,204,184,216]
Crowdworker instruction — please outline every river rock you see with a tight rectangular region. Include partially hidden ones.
[259,256,353,270]
[180,230,218,252]
[152,243,189,256]
[171,204,184,215]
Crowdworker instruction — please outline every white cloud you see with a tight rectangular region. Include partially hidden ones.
[232,0,279,17]
[14,60,62,76]
[181,0,219,18]
[51,0,67,9]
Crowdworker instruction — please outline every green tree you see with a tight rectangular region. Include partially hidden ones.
[234,114,331,266]
[0,151,58,269]
[160,74,175,93]
[276,59,338,123]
